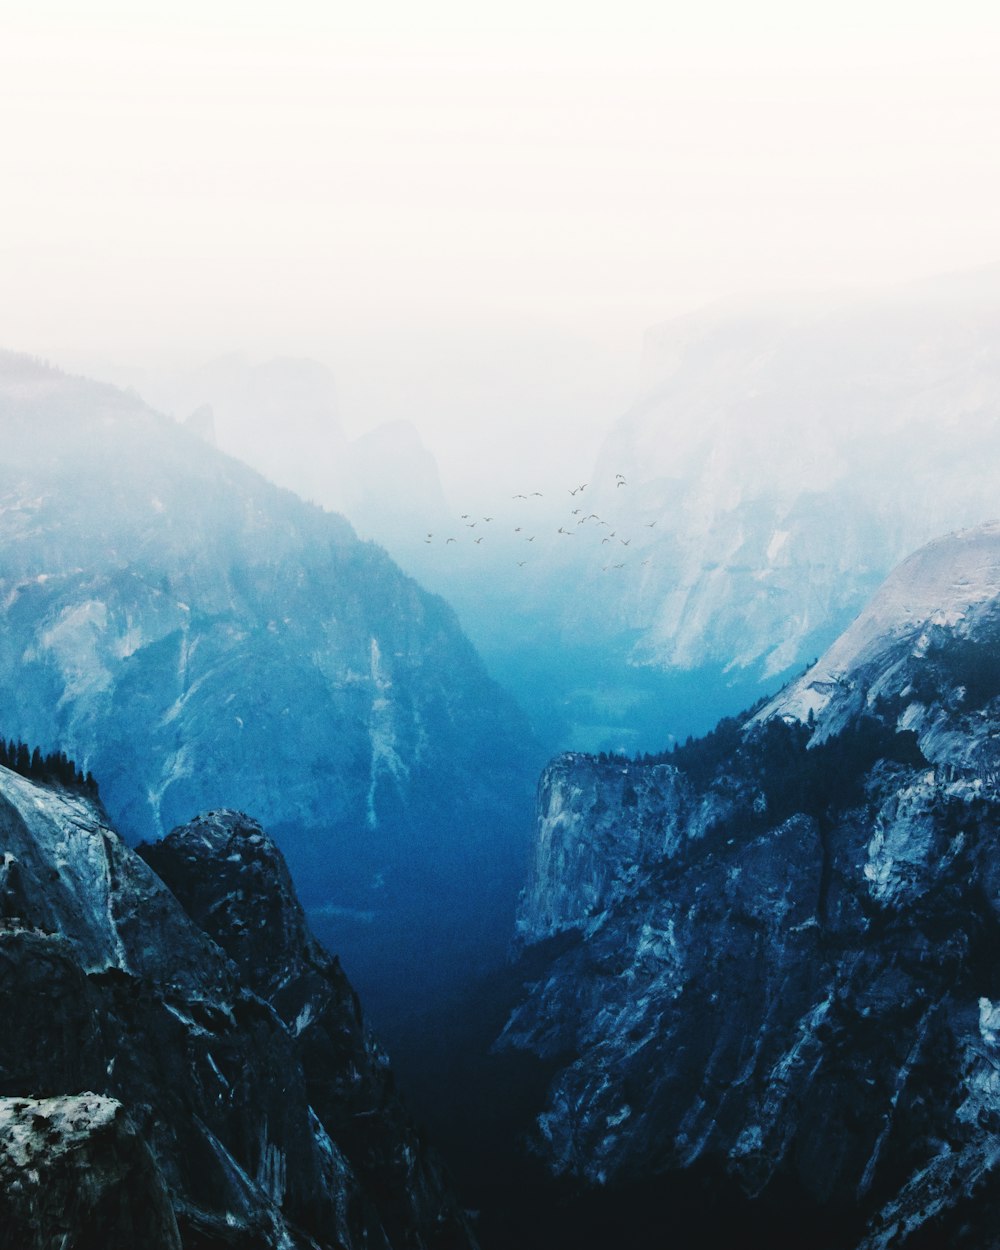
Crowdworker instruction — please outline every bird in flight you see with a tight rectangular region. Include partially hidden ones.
[513,494,527,499]
[460,514,470,519]
[514,526,523,532]
[531,491,543,497]
[525,536,535,542]
[466,521,477,527]
[517,560,526,567]
[571,508,582,515]
[474,536,484,544]
[446,537,456,544]
[621,538,631,546]
[602,537,612,544]
[557,526,573,535]
[645,520,657,527]
[483,516,493,522]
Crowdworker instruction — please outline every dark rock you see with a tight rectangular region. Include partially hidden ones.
[0,765,476,1249]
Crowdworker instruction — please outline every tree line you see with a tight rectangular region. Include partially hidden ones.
[0,737,98,796]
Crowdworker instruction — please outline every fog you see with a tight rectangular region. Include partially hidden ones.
[4,0,1000,495]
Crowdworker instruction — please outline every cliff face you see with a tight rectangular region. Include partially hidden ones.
[0,350,538,1016]
[0,767,474,1250]
[140,810,472,1250]
[499,523,1000,1248]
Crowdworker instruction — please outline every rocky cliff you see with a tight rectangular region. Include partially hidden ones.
[0,764,474,1249]
[0,349,538,1021]
[497,521,1000,1247]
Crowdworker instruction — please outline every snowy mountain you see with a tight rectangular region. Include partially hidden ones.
[475,521,1000,1248]
[0,350,539,1025]
[0,768,474,1249]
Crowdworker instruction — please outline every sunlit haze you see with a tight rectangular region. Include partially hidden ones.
[3,0,999,491]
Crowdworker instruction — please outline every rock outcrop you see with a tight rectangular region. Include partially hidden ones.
[0,763,475,1249]
[0,1094,182,1250]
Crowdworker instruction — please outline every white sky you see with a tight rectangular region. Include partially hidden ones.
[2,0,999,485]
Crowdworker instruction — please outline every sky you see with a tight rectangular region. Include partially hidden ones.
[2,0,999,486]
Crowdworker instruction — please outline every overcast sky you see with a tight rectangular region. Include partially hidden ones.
[3,0,999,484]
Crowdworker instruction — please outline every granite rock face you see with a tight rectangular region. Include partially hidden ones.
[0,1094,182,1250]
[141,810,473,1250]
[0,349,537,1016]
[499,523,1000,1247]
[0,766,475,1249]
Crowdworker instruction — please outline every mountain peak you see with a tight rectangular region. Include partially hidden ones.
[757,520,1000,733]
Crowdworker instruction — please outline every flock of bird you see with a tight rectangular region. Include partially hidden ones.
[422,473,658,571]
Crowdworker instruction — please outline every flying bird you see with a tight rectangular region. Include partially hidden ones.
[474,536,484,544]
[517,560,527,567]
[645,520,657,527]
[446,537,456,544]
[621,538,631,546]
[531,491,543,497]
[513,494,528,499]
[483,516,493,522]
[514,526,523,532]
[525,536,535,542]
[602,537,611,544]
[557,526,573,535]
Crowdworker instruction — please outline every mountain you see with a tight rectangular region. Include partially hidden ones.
[382,270,1000,757]
[482,521,1000,1248]
[570,272,1000,682]
[141,353,454,556]
[0,350,539,1026]
[0,766,474,1248]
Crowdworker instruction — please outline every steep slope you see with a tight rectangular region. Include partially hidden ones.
[493,522,1000,1248]
[0,765,474,1249]
[0,349,538,1019]
[141,810,470,1250]
[569,274,1000,685]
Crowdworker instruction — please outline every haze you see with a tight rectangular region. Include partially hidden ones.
[3,0,999,492]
